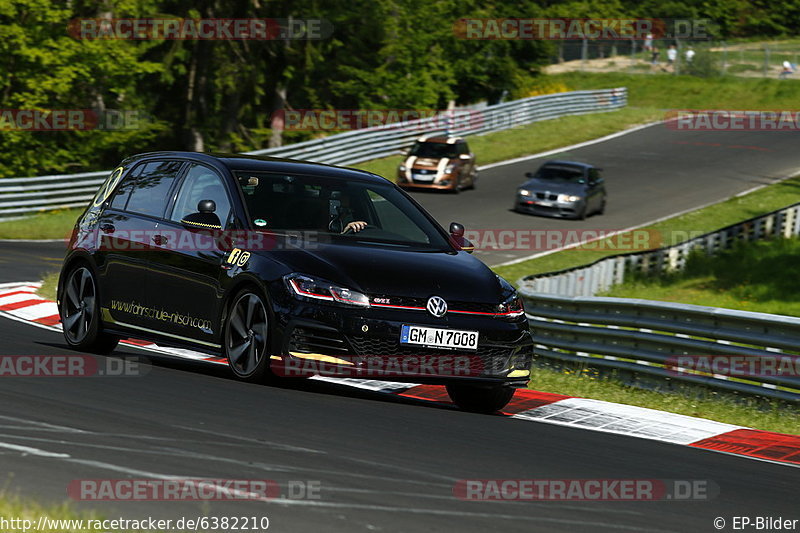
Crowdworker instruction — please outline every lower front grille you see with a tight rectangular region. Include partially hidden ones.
[287,326,352,355]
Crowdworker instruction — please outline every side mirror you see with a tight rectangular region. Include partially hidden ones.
[449,222,474,253]
[182,199,221,230]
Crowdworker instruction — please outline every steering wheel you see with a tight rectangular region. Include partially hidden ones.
[342,223,378,235]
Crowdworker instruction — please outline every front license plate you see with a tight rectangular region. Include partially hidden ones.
[400,325,479,351]
[535,201,553,207]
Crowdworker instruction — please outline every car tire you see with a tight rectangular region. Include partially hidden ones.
[597,197,606,215]
[224,288,272,382]
[445,383,516,413]
[577,204,588,220]
[59,265,119,354]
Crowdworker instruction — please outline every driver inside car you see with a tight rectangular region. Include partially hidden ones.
[328,193,368,234]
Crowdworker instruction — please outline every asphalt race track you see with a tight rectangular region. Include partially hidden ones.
[412,123,800,265]
[0,124,797,532]
[0,322,796,532]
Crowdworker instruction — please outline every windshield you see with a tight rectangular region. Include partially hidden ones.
[535,166,586,183]
[409,141,458,159]
[235,172,452,251]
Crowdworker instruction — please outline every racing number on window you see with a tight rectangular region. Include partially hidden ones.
[93,166,125,207]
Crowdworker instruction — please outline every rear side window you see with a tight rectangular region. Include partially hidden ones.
[125,161,184,218]
[109,164,143,211]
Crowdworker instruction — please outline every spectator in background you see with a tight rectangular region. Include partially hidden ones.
[650,46,660,66]
[644,33,653,52]
[779,60,795,79]
[666,45,678,70]
[685,47,695,63]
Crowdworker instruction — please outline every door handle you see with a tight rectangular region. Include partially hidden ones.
[152,235,168,246]
[100,223,115,234]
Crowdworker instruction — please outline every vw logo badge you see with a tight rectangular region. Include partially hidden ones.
[426,296,448,318]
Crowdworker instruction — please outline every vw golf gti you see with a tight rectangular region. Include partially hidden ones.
[58,152,532,412]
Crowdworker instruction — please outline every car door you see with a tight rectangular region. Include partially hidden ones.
[97,160,184,330]
[457,141,475,183]
[146,163,235,348]
[586,168,603,211]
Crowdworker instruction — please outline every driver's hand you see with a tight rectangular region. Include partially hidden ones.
[343,221,368,233]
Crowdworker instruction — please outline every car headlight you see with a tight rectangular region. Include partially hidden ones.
[497,293,525,318]
[518,189,531,197]
[444,163,456,174]
[399,164,407,172]
[558,194,582,202]
[284,274,370,308]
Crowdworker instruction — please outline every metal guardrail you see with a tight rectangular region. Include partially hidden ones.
[521,291,800,402]
[0,88,627,218]
[520,200,800,297]
[246,88,627,165]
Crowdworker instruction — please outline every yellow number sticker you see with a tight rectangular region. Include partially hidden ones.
[93,166,125,207]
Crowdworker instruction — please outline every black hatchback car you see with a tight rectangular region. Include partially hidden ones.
[58,152,532,412]
[515,160,606,219]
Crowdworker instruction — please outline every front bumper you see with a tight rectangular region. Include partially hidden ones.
[272,301,533,384]
[516,198,584,218]
[396,171,457,191]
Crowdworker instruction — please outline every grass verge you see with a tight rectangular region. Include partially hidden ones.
[528,365,798,434]
[545,71,800,110]
[39,271,59,302]
[493,173,800,283]
[0,209,80,240]
[0,492,101,532]
[603,238,800,317]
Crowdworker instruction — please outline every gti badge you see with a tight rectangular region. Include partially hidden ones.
[426,296,448,318]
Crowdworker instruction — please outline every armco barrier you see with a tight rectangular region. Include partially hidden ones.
[521,291,800,402]
[0,88,626,218]
[520,200,800,297]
